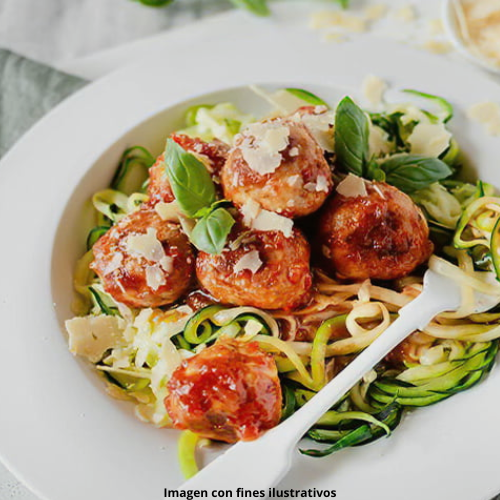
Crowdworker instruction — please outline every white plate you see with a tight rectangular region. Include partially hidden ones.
[2,14,500,500]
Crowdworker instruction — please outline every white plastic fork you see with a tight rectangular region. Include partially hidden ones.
[178,269,495,494]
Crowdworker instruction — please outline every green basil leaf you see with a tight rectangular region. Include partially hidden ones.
[335,96,370,176]
[285,88,329,108]
[164,138,216,217]
[228,0,270,16]
[380,155,453,193]
[190,208,235,255]
[335,0,349,8]
[402,89,454,123]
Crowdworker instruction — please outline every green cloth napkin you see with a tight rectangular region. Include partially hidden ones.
[0,49,87,158]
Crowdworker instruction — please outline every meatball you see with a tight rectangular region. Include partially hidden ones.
[196,225,313,310]
[165,339,282,443]
[91,209,194,308]
[318,182,433,280]
[221,118,333,218]
[147,134,229,205]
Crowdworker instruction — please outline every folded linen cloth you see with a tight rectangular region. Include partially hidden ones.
[0,48,87,158]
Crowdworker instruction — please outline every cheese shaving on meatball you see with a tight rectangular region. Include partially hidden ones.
[145,265,166,291]
[252,209,294,238]
[105,253,123,274]
[233,250,263,274]
[336,174,368,198]
[126,228,166,262]
[238,122,290,175]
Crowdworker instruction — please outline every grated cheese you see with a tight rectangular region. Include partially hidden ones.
[233,250,263,274]
[467,101,500,136]
[336,174,368,198]
[289,147,299,157]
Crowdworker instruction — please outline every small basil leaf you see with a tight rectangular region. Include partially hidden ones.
[285,88,329,108]
[190,208,235,255]
[380,155,452,193]
[335,96,370,176]
[228,0,270,16]
[402,89,454,123]
[164,139,216,217]
[336,0,349,8]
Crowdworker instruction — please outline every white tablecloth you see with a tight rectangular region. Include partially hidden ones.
[0,0,489,498]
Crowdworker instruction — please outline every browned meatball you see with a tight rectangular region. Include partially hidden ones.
[318,182,433,280]
[91,209,194,308]
[196,225,312,310]
[147,134,229,205]
[221,118,333,218]
[165,338,282,443]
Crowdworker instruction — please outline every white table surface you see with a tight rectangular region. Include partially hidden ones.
[0,0,497,498]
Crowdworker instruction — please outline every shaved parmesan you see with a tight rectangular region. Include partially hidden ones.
[421,40,453,54]
[316,175,330,193]
[234,250,263,274]
[145,265,166,291]
[364,4,388,21]
[252,209,294,238]
[241,199,262,226]
[239,122,290,175]
[244,319,264,336]
[126,228,165,262]
[369,123,392,157]
[286,174,302,187]
[455,0,500,68]
[337,174,368,198]
[105,253,123,274]
[394,5,417,23]
[159,256,174,273]
[362,75,387,107]
[289,147,299,157]
[155,201,181,222]
[299,111,335,152]
[408,122,452,157]
[304,183,317,192]
[66,315,125,363]
[467,101,500,136]
[428,18,444,36]
[309,11,367,33]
